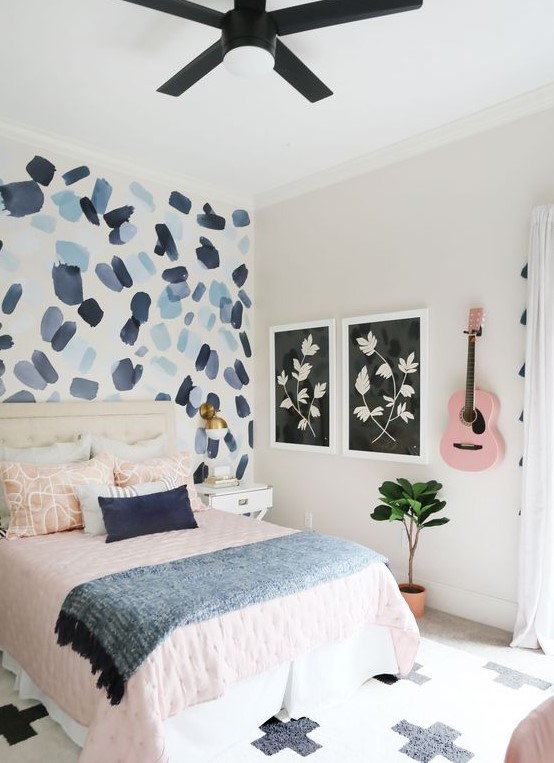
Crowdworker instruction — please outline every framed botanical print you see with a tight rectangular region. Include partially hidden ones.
[270,320,336,453]
[343,309,428,462]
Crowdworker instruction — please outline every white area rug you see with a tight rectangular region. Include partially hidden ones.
[1,638,553,762]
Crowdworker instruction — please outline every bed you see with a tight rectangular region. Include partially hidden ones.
[0,401,419,763]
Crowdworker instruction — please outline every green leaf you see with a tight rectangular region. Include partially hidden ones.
[396,478,414,498]
[370,504,393,521]
[378,481,405,501]
[421,517,450,528]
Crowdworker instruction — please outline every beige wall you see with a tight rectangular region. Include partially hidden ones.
[254,106,554,631]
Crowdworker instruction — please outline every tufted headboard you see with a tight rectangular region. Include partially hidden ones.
[0,401,177,450]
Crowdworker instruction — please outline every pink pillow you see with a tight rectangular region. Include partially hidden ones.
[1,453,115,539]
[114,451,204,512]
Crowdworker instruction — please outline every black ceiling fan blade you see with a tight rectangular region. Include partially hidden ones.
[157,41,224,96]
[272,0,422,36]
[274,39,332,103]
[235,0,266,10]
[122,0,224,30]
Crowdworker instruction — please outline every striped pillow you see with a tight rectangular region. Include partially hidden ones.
[76,477,176,536]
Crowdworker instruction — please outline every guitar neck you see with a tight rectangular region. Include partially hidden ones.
[464,336,476,417]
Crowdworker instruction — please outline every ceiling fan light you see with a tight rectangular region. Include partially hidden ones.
[224,46,274,78]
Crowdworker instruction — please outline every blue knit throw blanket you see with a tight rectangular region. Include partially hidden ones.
[55,531,387,705]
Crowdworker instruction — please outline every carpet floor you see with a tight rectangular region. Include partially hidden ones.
[1,636,553,762]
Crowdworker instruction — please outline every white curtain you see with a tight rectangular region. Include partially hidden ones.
[512,205,554,654]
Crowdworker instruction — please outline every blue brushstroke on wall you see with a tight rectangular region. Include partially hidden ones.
[31,214,56,233]
[56,240,90,271]
[52,263,83,305]
[112,358,143,390]
[197,203,225,230]
[63,166,90,186]
[0,180,44,217]
[91,178,113,214]
[96,262,123,292]
[175,374,194,407]
[130,182,155,212]
[239,331,251,357]
[154,223,179,261]
[52,191,82,222]
[32,350,59,384]
[51,321,76,351]
[70,377,99,400]
[235,395,250,418]
[192,283,206,302]
[26,155,56,186]
[232,209,250,227]
[2,283,22,314]
[196,237,219,269]
[232,264,248,288]
[81,197,100,225]
[78,298,104,327]
[162,266,188,283]
[169,191,191,214]
[131,292,151,323]
[41,306,64,341]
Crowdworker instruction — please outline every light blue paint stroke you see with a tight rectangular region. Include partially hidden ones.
[125,253,153,284]
[168,281,190,301]
[219,328,239,352]
[224,366,242,390]
[238,235,250,255]
[79,347,96,373]
[151,356,178,376]
[150,322,171,351]
[238,289,252,308]
[130,181,155,212]
[59,334,88,366]
[14,360,47,390]
[189,385,203,408]
[165,210,183,240]
[91,178,112,215]
[138,251,156,276]
[195,427,207,455]
[181,330,202,361]
[208,280,232,309]
[135,345,149,357]
[48,391,61,402]
[177,328,189,353]
[219,297,233,324]
[158,288,182,319]
[56,240,90,271]
[70,377,99,400]
[198,305,216,331]
[205,350,219,380]
[0,248,21,272]
[41,306,64,341]
[31,215,56,233]
[184,312,194,326]
[51,191,82,222]
[118,222,138,243]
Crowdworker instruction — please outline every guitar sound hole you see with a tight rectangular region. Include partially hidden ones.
[459,408,485,434]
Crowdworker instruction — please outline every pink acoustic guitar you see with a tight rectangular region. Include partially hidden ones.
[440,308,504,471]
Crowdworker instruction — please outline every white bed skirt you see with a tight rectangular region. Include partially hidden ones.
[2,623,397,761]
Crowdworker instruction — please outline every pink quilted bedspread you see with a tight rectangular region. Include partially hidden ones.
[0,511,419,762]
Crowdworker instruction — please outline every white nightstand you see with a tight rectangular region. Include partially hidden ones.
[196,482,273,520]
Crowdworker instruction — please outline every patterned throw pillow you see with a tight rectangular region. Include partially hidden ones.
[114,451,204,512]
[75,476,177,535]
[1,452,115,539]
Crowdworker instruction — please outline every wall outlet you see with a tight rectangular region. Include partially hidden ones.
[304,512,313,529]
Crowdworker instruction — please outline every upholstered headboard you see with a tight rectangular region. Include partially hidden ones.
[0,401,177,450]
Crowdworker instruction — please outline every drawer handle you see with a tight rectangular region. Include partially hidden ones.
[238,498,249,506]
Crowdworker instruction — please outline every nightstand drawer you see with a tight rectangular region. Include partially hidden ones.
[209,487,273,515]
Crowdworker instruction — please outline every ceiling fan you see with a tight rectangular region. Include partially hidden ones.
[123,0,423,102]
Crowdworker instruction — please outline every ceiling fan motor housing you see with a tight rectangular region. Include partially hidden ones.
[221,9,277,58]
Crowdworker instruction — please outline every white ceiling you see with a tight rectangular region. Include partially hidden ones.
[2,0,554,207]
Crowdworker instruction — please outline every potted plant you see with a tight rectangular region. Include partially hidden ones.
[370,478,449,617]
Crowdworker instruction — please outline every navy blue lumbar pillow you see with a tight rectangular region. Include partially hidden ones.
[99,483,198,543]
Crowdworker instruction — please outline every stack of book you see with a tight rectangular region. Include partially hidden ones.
[203,474,239,488]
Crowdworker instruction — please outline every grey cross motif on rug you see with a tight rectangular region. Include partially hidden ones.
[375,662,431,686]
[393,719,474,762]
[483,661,552,690]
[252,716,322,757]
[0,702,48,745]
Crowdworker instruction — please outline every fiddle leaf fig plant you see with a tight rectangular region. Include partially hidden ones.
[371,478,449,592]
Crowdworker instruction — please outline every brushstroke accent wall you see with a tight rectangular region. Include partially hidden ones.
[0,137,253,481]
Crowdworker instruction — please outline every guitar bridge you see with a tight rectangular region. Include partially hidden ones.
[453,443,483,450]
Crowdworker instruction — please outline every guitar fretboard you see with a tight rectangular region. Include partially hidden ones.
[463,336,476,422]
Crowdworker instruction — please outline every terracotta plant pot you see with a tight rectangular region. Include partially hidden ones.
[399,583,426,618]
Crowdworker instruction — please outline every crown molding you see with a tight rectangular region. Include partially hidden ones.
[0,117,253,210]
[254,81,554,210]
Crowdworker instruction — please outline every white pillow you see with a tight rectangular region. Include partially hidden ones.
[90,433,167,460]
[76,476,177,535]
[0,435,92,530]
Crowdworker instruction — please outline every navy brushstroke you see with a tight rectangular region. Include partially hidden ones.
[236,454,248,480]
[154,224,179,261]
[14,360,47,390]
[206,438,220,459]
[52,264,83,305]
[235,395,251,418]
[196,237,219,269]
[192,283,206,302]
[224,431,237,453]
[169,191,191,214]
[0,333,14,350]
[78,298,104,327]
[111,256,133,288]
[80,197,100,225]
[175,374,194,407]
[104,205,134,228]
[239,331,252,358]
[155,392,172,401]
[232,264,248,288]
[51,321,77,351]
[0,181,44,217]
[162,266,188,283]
[231,301,243,329]
[32,350,58,384]
[131,292,151,323]
[120,317,140,346]
[238,289,251,308]
[26,156,56,186]
[223,366,242,390]
[5,391,36,403]
[248,420,253,449]
[112,358,143,391]
[234,359,249,385]
[2,283,22,314]
[197,204,225,230]
[63,166,90,186]
[195,344,210,371]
